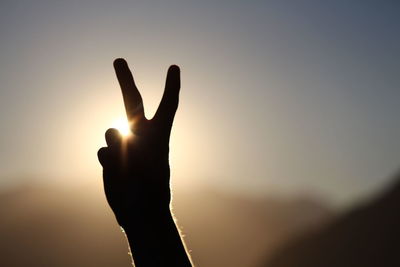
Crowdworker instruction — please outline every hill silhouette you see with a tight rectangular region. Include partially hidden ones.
[0,181,332,267]
[263,174,400,267]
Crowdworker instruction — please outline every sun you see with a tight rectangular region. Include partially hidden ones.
[111,117,131,136]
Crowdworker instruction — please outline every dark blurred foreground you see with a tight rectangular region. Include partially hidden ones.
[0,174,399,267]
[0,180,331,267]
[263,174,400,267]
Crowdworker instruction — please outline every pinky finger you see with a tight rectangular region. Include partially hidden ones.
[97,147,111,168]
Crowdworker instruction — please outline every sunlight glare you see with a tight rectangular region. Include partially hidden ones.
[111,117,131,136]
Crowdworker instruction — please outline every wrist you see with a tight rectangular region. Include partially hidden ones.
[122,210,191,267]
[119,207,173,231]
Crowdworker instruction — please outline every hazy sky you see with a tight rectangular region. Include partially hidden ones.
[0,0,399,206]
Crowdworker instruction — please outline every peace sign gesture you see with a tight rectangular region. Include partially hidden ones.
[98,59,191,266]
[115,58,180,140]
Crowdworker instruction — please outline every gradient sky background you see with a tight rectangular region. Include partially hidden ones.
[0,0,399,207]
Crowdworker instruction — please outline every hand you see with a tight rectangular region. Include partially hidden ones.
[97,58,180,227]
[97,58,191,266]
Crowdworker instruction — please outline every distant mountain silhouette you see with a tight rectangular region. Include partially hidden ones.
[174,189,333,267]
[0,181,332,267]
[263,174,400,267]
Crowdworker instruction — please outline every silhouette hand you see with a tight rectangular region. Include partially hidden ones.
[98,58,180,228]
[97,59,191,266]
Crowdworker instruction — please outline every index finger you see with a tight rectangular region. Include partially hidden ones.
[113,58,145,121]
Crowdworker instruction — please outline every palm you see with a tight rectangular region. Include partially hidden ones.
[98,58,180,227]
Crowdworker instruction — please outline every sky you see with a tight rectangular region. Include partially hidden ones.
[0,0,399,206]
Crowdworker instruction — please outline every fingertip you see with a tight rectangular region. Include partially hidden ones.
[169,65,180,72]
[97,147,109,166]
[166,65,180,89]
[105,128,122,146]
[98,146,108,157]
[105,128,120,134]
[114,58,127,68]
